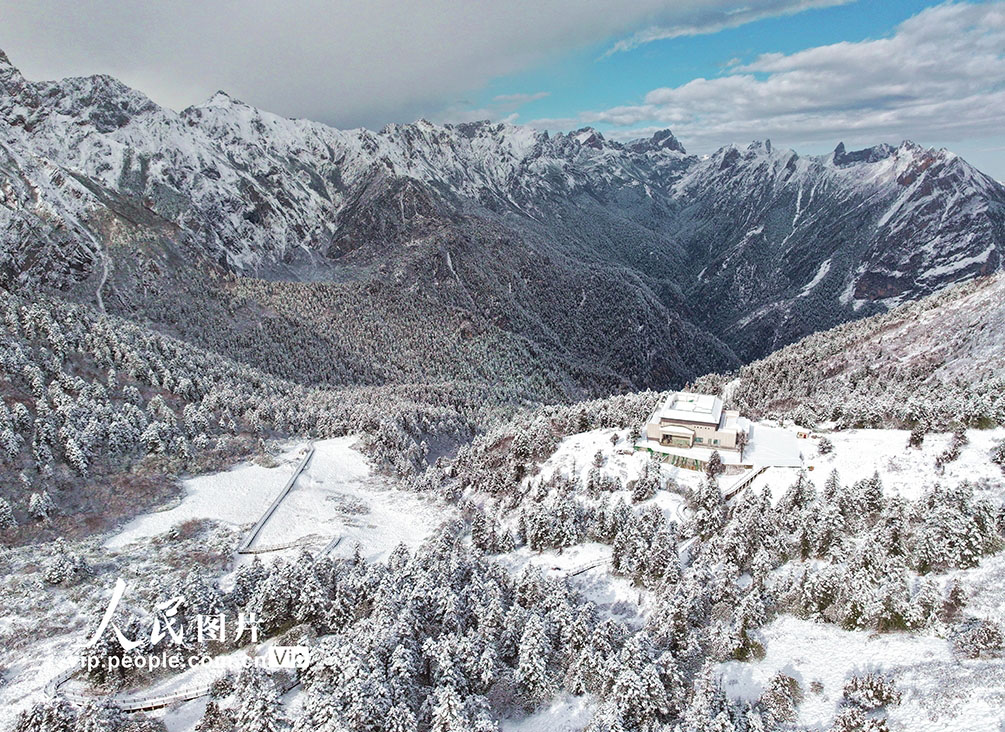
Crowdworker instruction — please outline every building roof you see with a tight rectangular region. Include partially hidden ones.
[722,412,750,434]
[653,392,724,426]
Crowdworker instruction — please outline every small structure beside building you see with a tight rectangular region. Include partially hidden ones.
[644,392,747,452]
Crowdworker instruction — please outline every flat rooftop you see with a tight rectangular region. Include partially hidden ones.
[653,391,724,426]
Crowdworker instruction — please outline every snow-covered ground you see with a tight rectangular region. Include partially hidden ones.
[500,693,597,732]
[254,438,445,562]
[497,542,646,629]
[537,428,701,503]
[512,423,1005,731]
[719,613,1005,731]
[2,438,456,731]
[107,437,450,563]
[801,427,1005,500]
[105,442,308,549]
[9,425,1003,731]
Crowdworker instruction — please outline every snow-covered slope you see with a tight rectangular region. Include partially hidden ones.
[695,274,1005,428]
[2,46,1003,381]
[676,140,1005,357]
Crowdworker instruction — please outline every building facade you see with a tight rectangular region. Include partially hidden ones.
[644,392,746,451]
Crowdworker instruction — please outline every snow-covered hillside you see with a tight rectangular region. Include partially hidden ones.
[699,273,1005,428]
[393,379,1005,731]
[2,46,1003,370]
[0,437,455,727]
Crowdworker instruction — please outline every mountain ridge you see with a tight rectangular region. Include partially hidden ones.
[1,49,1003,397]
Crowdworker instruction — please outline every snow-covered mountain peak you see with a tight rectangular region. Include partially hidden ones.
[0,50,1001,355]
[200,90,243,108]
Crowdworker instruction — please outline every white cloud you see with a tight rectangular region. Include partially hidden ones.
[578,2,1005,152]
[603,0,853,55]
[434,92,552,125]
[492,92,551,105]
[0,0,860,129]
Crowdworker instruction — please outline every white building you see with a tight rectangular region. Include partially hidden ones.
[644,392,747,451]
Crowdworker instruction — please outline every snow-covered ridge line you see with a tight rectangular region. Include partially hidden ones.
[2,45,1003,371]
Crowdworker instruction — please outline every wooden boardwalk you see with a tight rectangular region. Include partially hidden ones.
[722,465,767,499]
[237,444,315,554]
[49,444,325,712]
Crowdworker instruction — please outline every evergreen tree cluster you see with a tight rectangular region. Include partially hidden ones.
[0,289,476,534]
[412,391,665,500]
[770,472,1002,632]
[688,277,1005,431]
[185,530,774,732]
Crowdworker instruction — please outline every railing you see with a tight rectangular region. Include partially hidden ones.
[112,683,213,712]
[48,443,326,712]
[237,444,315,554]
[321,535,343,556]
[565,559,610,577]
[722,465,767,499]
[239,533,325,555]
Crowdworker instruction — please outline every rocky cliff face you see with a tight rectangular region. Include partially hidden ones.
[1,49,1002,393]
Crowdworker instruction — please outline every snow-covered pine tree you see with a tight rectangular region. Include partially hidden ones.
[429,686,467,732]
[11,698,77,732]
[28,490,55,520]
[235,667,288,732]
[991,439,1005,471]
[759,672,800,726]
[74,700,128,732]
[842,673,902,711]
[0,496,16,529]
[647,529,679,587]
[517,614,551,702]
[705,450,725,480]
[823,469,842,503]
[385,704,418,732]
[295,568,328,628]
[195,700,234,732]
[63,435,88,476]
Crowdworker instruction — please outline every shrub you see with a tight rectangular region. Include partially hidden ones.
[951,618,1003,658]
[842,674,902,711]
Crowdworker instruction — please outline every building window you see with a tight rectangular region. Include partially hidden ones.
[695,437,703,443]
[713,439,719,445]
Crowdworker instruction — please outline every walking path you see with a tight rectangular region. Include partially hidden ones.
[49,442,344,712]
[237,444,315,554]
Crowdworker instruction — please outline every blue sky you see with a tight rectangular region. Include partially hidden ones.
[2,0,1004,177]
[460,0,1005,177]
[477,1,935,129]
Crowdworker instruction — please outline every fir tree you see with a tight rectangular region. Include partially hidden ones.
[12,698,77,732]
[429,686,467,732]
[235,668,288,732]
[705,450,725,480]
[64,435,88,476]
[195,700,234,732]
[991,439,1005,471]
[385,705,418,732]
[75,700,127,732]
[28,491,55,521]
[0,496,16,529]
[759,673,800,726]
[517,614,551,702]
